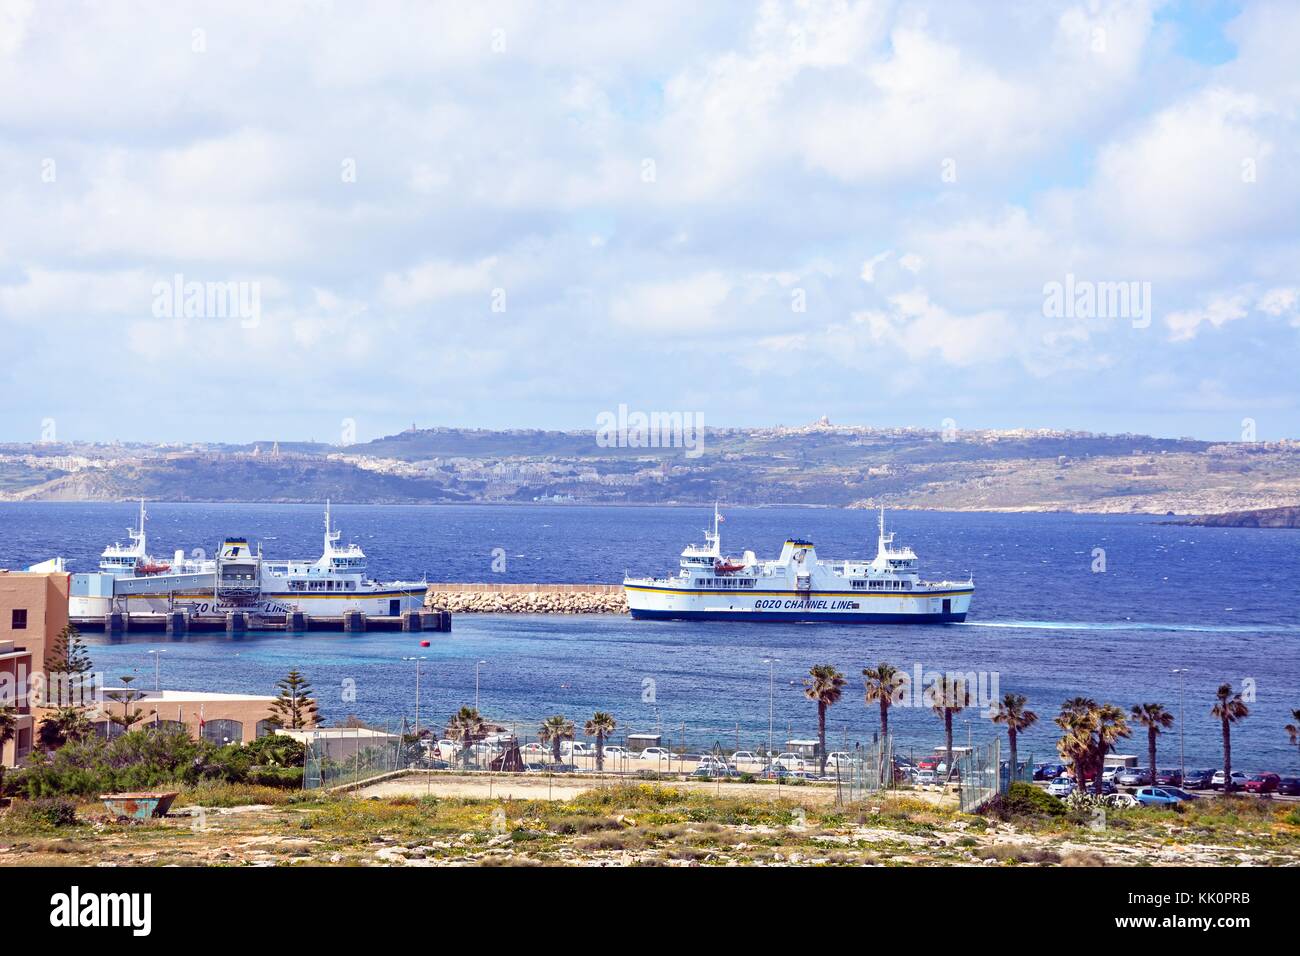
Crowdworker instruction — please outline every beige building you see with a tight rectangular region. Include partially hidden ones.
[1,568,286,765]
[94,690,280,745]
[0,570,69,766]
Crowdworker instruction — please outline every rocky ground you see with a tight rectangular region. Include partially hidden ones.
[425,589,628,614]
[3,778,1297,867]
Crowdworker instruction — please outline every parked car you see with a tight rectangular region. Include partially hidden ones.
[1276,776,1300,796]
[1155,768,1183,786]
[1047,776,1076,797]
[1134,786,1199,806]
[755,766,790,780]
[774,753,806,772]
[600,745,629,762]
[1211,770,1250,791]
[913,769,938,786]
[731,751,761,767]
[1243,772,1280,794]
[1115,768,1153,787]
[917,757,940,771]
[561,741,594,757]
[1034,763,1065,781]
[825,751,851,770]
[1101,766,1121,783]
[638,747,673,762]
[1183,768,1215,789]
[692,764,736,778]
[1105,792,1140,808]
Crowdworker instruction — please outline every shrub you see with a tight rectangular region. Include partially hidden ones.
[8,797,79,828]
[986,782,1066,820]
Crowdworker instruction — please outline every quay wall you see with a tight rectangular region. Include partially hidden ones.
[423,582,627,615]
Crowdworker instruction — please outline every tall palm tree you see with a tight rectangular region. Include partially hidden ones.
[584,711,617,771]
[1130,703,1175,786]
[1211,683,1249,794]
[991,692,1038,785]
[447,706,484,768]
[539,714,575,766]
[0,707,16,792]
[804,664,846,775]
[863,662,902,741]
[1284,707,1300,752]
[930,676,967,783]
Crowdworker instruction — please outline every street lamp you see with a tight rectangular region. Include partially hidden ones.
[147,649,167,692]
[1171,668,1187,782]
[475,660,487,712]
[403,656,427,736]
[761,658,780,769]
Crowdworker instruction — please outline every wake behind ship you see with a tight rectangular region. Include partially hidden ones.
[623,507,973,623]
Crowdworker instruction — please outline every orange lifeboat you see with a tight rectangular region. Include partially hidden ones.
[137,562,171,575]
[713,558,746,574]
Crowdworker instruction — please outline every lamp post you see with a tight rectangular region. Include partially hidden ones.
[147,649,166,692]
[761,658,780,770]
[403,656,426,736]
[475,660,487,712]
[1171,667,1187,783]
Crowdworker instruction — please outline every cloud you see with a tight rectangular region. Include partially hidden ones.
[1165,294,1250,342]
[1,0,1298,441]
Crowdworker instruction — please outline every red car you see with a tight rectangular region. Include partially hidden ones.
[1243,772,1280,794]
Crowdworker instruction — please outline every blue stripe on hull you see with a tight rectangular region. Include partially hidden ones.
[629,608,967,624]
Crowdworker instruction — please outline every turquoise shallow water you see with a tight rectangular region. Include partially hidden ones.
[2,501,1297,768]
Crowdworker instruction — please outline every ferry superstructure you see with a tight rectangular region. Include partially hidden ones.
[623,507,974,623]
[68,502,426,619]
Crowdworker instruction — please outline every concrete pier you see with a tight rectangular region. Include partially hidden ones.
[74,609,451,634]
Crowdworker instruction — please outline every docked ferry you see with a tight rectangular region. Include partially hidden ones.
[67,502,426,619]
[623,507,973,623]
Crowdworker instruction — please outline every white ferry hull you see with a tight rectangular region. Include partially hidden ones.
[71,587,426,620]
[625,584,972,623]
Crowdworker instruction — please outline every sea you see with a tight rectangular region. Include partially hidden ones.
[1,501,1297,769]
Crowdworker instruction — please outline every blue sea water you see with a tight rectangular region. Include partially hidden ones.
[1,501,1297,769]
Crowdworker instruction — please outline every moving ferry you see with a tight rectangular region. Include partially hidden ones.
[67,502,426,619]
[623,507,973,623]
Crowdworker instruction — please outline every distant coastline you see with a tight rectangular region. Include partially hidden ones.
[3,423,1298,515]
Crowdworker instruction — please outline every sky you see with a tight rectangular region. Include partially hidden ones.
[1,0,1297,445]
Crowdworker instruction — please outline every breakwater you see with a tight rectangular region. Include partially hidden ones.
[423,582,627,614]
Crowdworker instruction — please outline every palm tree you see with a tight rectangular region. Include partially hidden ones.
[539,714,575,766]
[804,665,846,775]
[930,675,967,783]
[0,707,16,792]
[37,706,92,750]
[1211,683,1249,794]
[1130,703,1175,787]
[1284,708,1300,752]
[584,711,617,772]
[1055,697,1130,794]
[863,662,902,741]
[447,706,484,768]
[991,692,1038,785]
